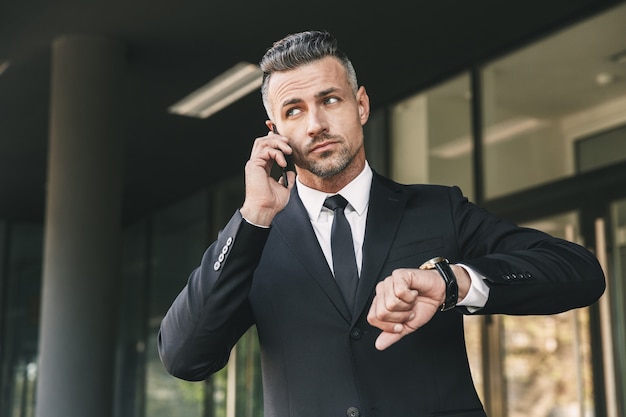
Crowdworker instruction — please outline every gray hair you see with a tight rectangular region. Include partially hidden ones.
[260,30,359,118]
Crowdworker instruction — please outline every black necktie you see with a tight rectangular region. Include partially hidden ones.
[323,195,359,314]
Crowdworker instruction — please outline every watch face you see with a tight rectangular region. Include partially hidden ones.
[419,256,447,270]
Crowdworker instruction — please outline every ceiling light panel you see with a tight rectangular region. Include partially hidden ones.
[168,62,263,119]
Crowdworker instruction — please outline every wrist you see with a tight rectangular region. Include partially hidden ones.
[240,205,276,227]
[419,257,458,311]
[450,264,471,303]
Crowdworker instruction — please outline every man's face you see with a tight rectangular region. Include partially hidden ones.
[267,56,370,183]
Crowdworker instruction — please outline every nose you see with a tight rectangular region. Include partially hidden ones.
[306,108,328,137]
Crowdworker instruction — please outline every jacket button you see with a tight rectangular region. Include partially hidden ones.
[350,328,362,340]
[346,407,360,417]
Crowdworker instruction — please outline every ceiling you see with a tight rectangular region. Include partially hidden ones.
[1,0,623,224]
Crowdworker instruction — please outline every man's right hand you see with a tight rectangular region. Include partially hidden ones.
[240,131,295,226]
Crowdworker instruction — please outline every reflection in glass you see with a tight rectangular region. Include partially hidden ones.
[503,212,594,417]
[609,199,626,416]
[482,3,626,199]
[576,124,626,173]
[235,327,263,417]
[389,74,482,399]
[145,191,208,417]
[390,74,474,200]
[0,223,43,417]
[464,315,484,402]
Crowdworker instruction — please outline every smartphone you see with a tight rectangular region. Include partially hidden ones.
[272,125,294,187]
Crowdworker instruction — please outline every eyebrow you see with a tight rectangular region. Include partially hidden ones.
[315,87,339,99]
[281,87,340,108]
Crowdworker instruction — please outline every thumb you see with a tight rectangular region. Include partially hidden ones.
[375,331,404,351]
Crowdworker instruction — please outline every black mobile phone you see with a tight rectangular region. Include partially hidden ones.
[272,125,294,187]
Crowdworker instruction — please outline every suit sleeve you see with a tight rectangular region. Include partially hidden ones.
[448,187,605,315]
[157,210,270,381]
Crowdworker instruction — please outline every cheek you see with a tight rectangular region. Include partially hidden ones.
[282,119,307,137]
[286,137,306,159]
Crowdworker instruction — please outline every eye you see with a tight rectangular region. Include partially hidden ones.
[324,97,340,105]
[286,107,302,117]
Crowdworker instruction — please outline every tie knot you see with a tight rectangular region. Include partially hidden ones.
[324,194,349,211]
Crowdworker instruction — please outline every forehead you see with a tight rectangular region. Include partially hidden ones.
[267,56,350,104]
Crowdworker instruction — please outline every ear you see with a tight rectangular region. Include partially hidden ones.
[356,86,370,125]
[265,120,274,132]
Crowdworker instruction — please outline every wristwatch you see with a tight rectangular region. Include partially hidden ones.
[419,257,458,311]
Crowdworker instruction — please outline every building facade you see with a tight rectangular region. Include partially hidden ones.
[1,3,626,417]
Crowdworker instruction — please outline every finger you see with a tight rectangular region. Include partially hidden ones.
[388,269,421,302]
[285,171,296,188]
[373,281,414,323]
[266,131,293,165]
[254,143,291,164]
[393,272,420,304]
[373,281,403,320]
[374,316,421,351]
[380,278,416,313]
[275,148,293,169]
[249,145,293,178]
[277,170,296,188]
[380,279,401,311]
[246,151,280,177]
[369,312,415,333]
[375,331,404,351]
[368,293,415,329]
[251,135,291,159]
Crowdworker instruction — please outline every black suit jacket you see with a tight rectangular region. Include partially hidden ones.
[158,173,604,417]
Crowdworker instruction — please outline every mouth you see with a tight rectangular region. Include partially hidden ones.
[310,140,339,154]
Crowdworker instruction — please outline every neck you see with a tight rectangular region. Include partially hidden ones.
[298,154,366,194]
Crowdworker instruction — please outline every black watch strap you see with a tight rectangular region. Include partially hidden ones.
[419,257,459,311]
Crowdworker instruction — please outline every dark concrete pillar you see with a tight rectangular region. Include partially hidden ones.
[36,35,126,417]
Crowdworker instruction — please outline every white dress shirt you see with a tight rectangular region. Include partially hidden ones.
[297,162,371,276]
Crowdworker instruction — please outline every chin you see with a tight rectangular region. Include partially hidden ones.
[308,157,352,179]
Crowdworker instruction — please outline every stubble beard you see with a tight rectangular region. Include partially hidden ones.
[299,136,358,179]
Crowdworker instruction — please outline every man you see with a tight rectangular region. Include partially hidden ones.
[158,31,605,417]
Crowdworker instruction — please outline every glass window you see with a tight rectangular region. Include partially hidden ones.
[115,220,149,417]
[482,3,626,199]
[234,327,263,417]
[464,315,485,403]
[608,198,626,416]
[502,212,594,417]
[389,73,483,399]
[0,220,4,326]
[145,191,209,417]
[0,223,43,417]
[576,124,626,173]
[363,107,389,176]
[390,73,474,200]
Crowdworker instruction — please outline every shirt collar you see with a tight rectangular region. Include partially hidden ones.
[296,161,373,221]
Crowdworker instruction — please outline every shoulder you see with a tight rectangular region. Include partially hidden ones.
[372,171,467,202]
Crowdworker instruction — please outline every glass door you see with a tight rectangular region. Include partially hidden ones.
[594,198,626,417]
[496,212,594,417]
[482,202,626,417]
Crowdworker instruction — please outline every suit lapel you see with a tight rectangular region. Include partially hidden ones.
[353,174,408,322]
[273,175,408,324]
[273,188,352,322]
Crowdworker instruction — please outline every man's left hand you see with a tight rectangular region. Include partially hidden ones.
[367,266,470,350]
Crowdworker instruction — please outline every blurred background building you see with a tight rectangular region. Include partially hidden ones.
[1,1,626,416]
